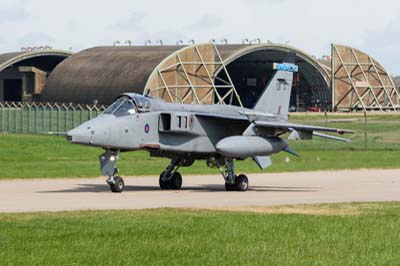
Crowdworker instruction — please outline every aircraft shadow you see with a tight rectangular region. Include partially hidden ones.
[37,184,319,193]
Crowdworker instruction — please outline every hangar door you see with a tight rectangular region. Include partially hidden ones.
[3,79,22,102]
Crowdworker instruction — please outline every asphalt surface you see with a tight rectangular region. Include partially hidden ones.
[1,169,399,213]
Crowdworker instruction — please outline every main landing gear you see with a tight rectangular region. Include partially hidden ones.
[99,150,248,193]
[159,158,185,190]
[100,150,125,193]
[213,158,249,191]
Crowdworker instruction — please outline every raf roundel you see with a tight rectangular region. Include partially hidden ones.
[144,123,150,134]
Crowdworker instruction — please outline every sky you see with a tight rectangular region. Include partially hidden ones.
[1,0,400,74]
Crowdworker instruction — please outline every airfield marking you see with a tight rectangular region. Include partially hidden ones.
[0,169,399,213]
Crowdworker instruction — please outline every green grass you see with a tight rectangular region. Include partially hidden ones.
[0,114,399,179]
[1,203,400,266]
[0,134,399,179]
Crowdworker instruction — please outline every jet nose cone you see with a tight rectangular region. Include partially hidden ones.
[66,134,73,142]
[66,126,91,145]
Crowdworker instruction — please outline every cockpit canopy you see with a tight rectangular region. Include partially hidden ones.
[104,94,151,117]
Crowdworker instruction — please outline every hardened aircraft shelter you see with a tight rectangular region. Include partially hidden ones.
[0,50,72,102]
[24,43,400,112]
[41,43,332,111]
[331,44,400,111]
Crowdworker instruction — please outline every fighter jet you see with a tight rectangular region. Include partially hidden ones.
[67,55,353,193]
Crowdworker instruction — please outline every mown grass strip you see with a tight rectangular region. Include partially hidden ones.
[0,202,399,266]
[0,114,399,179]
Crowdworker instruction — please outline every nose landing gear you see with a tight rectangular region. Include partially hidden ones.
[100,150,125,193]
[108,176,124,192]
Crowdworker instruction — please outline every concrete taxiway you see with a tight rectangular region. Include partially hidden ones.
[0,169,399,213]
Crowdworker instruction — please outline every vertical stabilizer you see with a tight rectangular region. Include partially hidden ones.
[253,53,297,121]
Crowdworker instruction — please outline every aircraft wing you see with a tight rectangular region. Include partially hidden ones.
[253,120,354,134]
[195,113,248,121]
[253,120,354,142]
[194,113,354,141]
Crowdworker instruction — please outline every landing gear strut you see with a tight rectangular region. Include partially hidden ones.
[159,158,183,190]
[215,158,249,191]
[100,150,125,193]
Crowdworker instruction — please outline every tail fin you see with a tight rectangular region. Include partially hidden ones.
[253,53,297,120]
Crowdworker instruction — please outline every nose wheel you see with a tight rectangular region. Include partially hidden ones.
[100,150,125,193]
[107,176,125,193]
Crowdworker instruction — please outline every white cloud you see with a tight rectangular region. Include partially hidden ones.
[358,20,400,75]
[189,14,223,30]
[110,12,145,30]
[0,7,29,24]
[1,0,400,74]
[17,32,55,48]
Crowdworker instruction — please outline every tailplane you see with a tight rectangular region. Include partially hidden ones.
[253,53,297,120]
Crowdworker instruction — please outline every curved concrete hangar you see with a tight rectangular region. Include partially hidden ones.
[0,50,72,102]
[144,43,331,110]
[42,46,184,104]
[42,44,331,111]
[41,43,399,111]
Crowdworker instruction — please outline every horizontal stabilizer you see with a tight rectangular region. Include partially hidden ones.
[253,156,272,170]
[313,132,352,142]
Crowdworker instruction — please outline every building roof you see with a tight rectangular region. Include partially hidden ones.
[41,46,184,104]
[0,50,72,72]
[42,44,332,105]
[393,76,400,88]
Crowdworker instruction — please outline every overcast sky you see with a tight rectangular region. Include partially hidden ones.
[1,0,400,74]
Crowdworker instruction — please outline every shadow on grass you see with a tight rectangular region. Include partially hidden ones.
[37,184,319,193]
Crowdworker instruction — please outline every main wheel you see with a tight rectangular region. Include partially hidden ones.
[235,174,249,191]
[225,182,235,191]
[159,171,170,189]
[110,176,124,193]
[169,172,182,190]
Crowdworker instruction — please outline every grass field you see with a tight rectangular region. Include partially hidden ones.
[0,202,399,266]
[0,113,399,179]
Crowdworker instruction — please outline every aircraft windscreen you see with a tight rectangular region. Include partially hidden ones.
[104,98,136,116]
[104,98,124,114]
[113,100,136,116]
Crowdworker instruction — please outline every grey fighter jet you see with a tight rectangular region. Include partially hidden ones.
[67,55,353,192]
